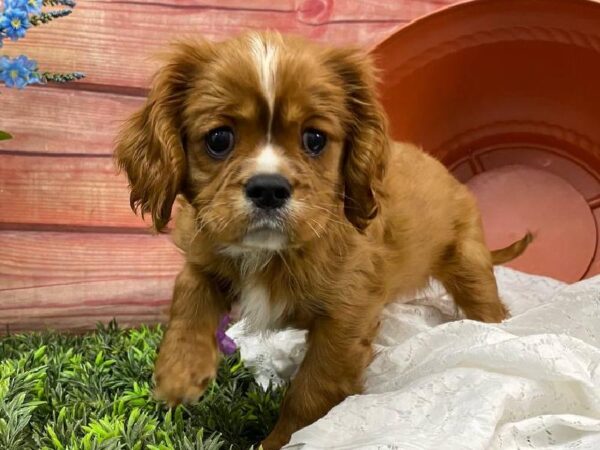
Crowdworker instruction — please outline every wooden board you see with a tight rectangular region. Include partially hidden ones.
[3,313,168,334]
[1,281,172,333]
[1,231,181,286]
[0,154,146,229]
[0,231,182,332]
[1,0,456,90]
[0,88,142,155]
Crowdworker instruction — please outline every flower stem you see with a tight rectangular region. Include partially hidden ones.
[42,0,77,7]
[41,71,85,83]
[30,9,73,26]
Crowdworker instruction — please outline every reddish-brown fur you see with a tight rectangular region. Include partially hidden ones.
[114,32,530,449]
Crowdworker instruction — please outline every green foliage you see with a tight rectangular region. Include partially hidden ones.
[0,131,12,140]
[30,10,73,27]
[0,321,283,449]
[41,71,85,83]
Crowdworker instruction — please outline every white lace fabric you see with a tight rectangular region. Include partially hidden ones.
[227,268,600,449]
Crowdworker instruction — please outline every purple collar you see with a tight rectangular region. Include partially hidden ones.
[216,313,237,355]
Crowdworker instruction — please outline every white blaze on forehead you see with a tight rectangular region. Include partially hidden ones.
[248,33,279,135]
[255,143,281,174]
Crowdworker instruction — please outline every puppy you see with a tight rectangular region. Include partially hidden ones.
[114,31,531,449]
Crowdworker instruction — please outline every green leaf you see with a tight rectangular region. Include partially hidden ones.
[46,425,65,450]
[34,345,48,361]
[0,131,12,141]
[94,351,104,366]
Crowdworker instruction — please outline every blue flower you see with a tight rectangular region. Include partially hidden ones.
[6,0,42,15]
[0,7,30,40]
[0,55,41,89]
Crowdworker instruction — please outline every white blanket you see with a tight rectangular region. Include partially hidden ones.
[227,268,600,449]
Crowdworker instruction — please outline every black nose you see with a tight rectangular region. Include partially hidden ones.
[245,174,291,210]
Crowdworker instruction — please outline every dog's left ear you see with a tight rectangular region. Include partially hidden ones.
[114,40,213,232]
[325,48,390,232]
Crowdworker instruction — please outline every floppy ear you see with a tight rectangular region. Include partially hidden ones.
[114,42,210,232]
[326,48,390,232]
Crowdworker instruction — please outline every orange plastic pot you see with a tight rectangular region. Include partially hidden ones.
[370,0,600,282]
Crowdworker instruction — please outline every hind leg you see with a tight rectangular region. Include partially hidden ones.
[436,239,508,323]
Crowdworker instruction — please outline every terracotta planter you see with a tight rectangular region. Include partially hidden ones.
[370,0,600,282]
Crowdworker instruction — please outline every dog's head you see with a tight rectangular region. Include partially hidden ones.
[115,32,389,251]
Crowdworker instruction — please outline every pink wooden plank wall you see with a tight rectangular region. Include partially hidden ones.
[0,0,458,332]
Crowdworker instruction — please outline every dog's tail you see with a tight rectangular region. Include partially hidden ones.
[491,232,534,265]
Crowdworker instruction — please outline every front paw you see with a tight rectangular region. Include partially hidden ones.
[153,332,218,407]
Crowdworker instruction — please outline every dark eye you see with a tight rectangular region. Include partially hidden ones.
[205,126,235,159]
[302,128,327,156]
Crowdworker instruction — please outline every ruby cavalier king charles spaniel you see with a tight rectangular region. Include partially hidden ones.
[114,31,531,449]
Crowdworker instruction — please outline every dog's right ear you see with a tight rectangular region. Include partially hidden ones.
[114,40,213,232]
[324,47,390,232]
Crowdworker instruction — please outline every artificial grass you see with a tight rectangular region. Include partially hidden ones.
[0,321,284,450]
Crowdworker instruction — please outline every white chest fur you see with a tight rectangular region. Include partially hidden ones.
[238,279,286,332]
[220,245,288,331]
